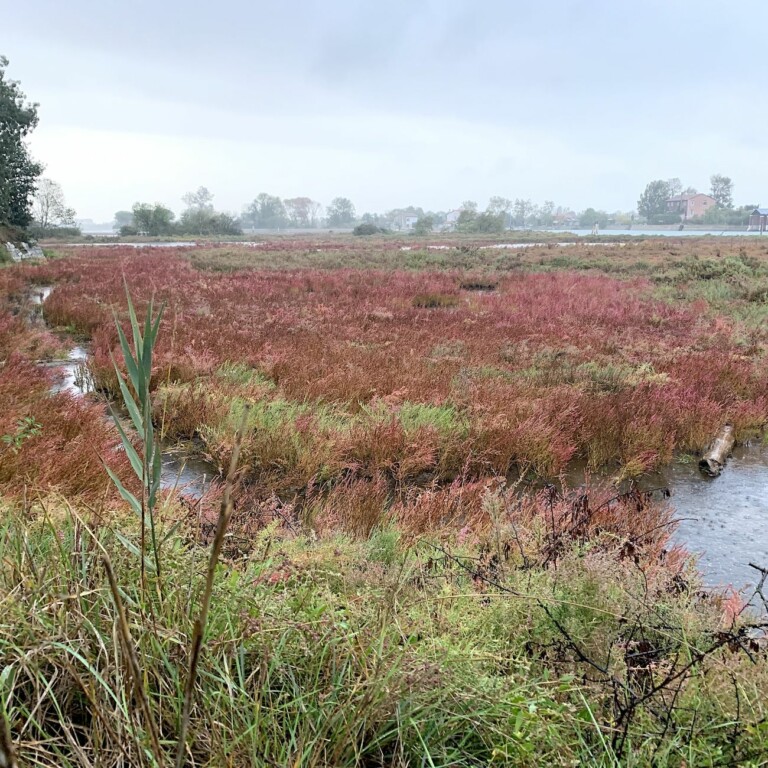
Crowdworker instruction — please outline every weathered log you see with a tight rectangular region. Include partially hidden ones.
[699,423,736,477]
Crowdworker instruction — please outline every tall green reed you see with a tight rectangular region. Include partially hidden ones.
[103,286,165,592]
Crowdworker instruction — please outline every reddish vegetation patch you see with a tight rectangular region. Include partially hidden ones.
[0,272,61,360]
[0,355,131,503]
[19,246,768,487]
[0,270,131,503]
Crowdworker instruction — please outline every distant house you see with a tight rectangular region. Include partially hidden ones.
[443,210,463,230]
[445,208,463,227]
[552,209,578,228]
[391,213,419,231]
[748,208,768,232]
[665,193,716,221]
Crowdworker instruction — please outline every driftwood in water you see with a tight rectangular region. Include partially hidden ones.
[699,423,736,477]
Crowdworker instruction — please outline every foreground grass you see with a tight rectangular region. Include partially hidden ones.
[1,496,767,767]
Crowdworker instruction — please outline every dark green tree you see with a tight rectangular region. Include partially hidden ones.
[326,197,356,227]
[455,208,478,232]
[0,57,42,230]
[174,187,241,235]
[130,203,175,236]
[456,209,504,233]
[637,180,671,220]
[710,174,733,209]
[413,215,434,235]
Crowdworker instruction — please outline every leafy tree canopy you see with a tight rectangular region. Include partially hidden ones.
[326,197,356,227]
[0,57,42,230]
[710,174,734,209]
[128,203,175,237]
[413,215,434,235]
[637,180,671,220]
[245,193,288,229]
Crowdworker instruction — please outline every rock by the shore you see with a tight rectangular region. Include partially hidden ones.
[4,241,45,261]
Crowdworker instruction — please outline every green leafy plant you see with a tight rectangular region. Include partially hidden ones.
[1,416,41,454]
[103,286,165,590]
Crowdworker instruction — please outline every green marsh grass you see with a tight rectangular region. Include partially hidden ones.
[2,497,768,766]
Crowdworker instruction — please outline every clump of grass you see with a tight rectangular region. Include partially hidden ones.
[398,401,468,437]
[412,292,459,308]
[459,278,498,291]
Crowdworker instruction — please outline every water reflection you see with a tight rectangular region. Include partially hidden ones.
[48,346,91,395]
[160,447,217,499]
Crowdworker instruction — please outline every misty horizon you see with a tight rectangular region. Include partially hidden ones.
[5,0,768,221]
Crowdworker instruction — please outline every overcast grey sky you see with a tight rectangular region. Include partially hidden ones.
[4,0,767,220]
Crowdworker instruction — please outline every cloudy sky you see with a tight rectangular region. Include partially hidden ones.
[4,0,767,221]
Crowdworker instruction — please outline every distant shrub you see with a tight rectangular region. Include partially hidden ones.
[648,212,684,225]
[353,223,387,236]
[27,225,82,239]
[460,278,498,291]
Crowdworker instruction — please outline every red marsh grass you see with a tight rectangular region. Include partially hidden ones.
[15,243,768,492]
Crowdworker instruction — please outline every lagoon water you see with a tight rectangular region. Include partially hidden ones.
[551,228,765,238]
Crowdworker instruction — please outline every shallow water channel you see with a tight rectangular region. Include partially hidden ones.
[31,288,216,499]
[46,351,215,498]
[30,288,768,591]
[662,446,768,589]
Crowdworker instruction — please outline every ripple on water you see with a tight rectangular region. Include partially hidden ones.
[665,444,768,590]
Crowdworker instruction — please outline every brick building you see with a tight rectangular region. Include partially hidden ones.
[666,193,717,220]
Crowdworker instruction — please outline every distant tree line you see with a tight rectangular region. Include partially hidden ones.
[6,55,762,244]
[113,192,363,236]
